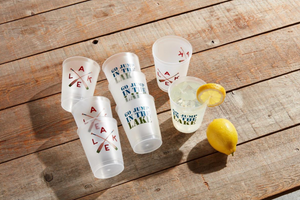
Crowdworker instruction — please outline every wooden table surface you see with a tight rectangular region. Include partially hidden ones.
[1,0,300,199]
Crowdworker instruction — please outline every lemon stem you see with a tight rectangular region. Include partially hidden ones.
[231,152,234,156]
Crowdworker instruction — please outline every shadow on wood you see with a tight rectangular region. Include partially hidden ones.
[187,139,228,174]
[28,85,105,200]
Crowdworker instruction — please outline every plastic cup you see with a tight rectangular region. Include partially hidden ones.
[72,96,113,128]
[108,71,148,104]
[168,76,207,133]
[102,52,141,84]
[152,35,192,92]
[77,117,124,179]
[61,56,100,112]
[115,95,162,154]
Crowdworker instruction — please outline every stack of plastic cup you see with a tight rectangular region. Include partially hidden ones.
[61,56,124,179]
[72,96,124,179]
[103,52,162,154]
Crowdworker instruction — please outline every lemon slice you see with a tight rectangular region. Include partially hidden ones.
[196,83,226,107]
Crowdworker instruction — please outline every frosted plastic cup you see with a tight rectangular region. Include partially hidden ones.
[61,56,100,112]
[115,95,162,154]
[152,35,192,92]
[108,71,149,104]
[72,96,113,128]
[102,52,141,84]
[168,76,207,133]
[77,117,124,179]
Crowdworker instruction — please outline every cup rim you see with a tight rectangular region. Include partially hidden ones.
[102,52,139,72]
[168,76,206,109]
[152,35,192,65]
[62,56,100,69]
[115,94,154,113]
[71,96,111,114]
[77,116,118,132]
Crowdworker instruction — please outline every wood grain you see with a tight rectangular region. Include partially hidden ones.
[0,0,228,64]
[1,23,300,163]
[79,126,300,200]
[0,0,88,24]
[1,69,300,199]
[1,0,300,110]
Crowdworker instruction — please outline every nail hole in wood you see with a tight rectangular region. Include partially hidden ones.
[92,40,98,44]
[44,173,53,182]
[211,40,215,44]
[155,188,161,192]
[157,2,160,5]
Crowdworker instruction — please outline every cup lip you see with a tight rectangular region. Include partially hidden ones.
[102,52,140,72]
[115,94,154,113]
[62,56,100,70]
[168,76,206,109]
[71,96,111,114]
[152,35,192,65]
[77,116,118,132]
[108,71,146,88]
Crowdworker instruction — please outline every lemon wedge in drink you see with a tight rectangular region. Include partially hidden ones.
[196,83,226,107]
[206,118,238,156]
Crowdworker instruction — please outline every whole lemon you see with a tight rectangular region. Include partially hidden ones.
[206,118,238,155]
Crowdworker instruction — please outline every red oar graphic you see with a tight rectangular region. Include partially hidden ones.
[69,69,91,89]
[82,113,102,122]
[91,130,117,153]
[157,69,179,83]
[87,110,107,132]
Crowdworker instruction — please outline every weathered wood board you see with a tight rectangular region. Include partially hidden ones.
[0,0,89,24]
[0,0,228,64]
[1,0,300,110]
[1,0,300,199]
[79,126,300,200]
[1,23,300,163]
[1,69,300,199]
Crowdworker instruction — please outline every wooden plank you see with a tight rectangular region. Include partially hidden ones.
[1,23,300,163]
[78,126,300,200]
[1,68,300,199]
[0,0,228,64]
[1,0,300,110]
[0,0,88,24]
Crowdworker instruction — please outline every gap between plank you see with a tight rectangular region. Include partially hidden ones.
[0,0,232,66]
[262,185,300,200]
[0,0,92,26]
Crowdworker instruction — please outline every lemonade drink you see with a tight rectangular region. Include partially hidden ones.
[168,76,207,133]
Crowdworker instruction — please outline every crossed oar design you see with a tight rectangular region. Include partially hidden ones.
[157,68,179,84]
[82,110,107,132]
[69,68,92,90]
[91,130,117,153]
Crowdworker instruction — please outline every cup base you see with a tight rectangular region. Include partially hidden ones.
[93,161,124,179]
[133,137,162,154]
